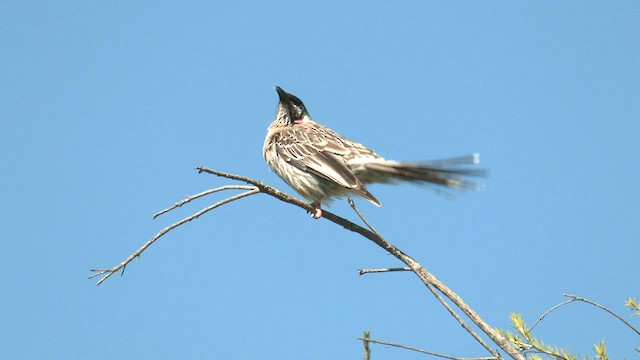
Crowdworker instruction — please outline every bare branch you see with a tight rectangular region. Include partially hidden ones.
[529,298,575,331]
[358,267,411,275]
[401,255,520,359]
[348,199,500,358]
[90,188,259,285]
[91,167,525,359]
[424,279,500,357]
[196,167,523,359]
[563,293,640,335]
[362,331,371,360]
[196,166,320,215]
[153,185,256,219]
[356,337,497,360]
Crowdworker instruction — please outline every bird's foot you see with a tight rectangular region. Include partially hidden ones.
[309,201,323,219]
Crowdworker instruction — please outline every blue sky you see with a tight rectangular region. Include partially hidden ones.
[1,1,638,359]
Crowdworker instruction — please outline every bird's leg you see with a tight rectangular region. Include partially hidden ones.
[309,201,323,219]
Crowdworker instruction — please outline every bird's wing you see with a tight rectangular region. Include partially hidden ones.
[274,127,360,189]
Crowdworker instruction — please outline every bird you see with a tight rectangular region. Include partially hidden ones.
[263,86,484,218]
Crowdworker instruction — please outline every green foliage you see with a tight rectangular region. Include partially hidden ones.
[624,297,640,354]
[625,297,639,316]
[498,296,640,359]
[593,340,608,360]
[499,313,582,360]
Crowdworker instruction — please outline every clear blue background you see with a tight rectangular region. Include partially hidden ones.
[2,2,638,359]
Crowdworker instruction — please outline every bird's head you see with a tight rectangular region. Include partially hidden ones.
[274,86,311,126]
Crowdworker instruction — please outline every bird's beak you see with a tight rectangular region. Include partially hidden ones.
[275,86,289,102]
[274,86,294,120]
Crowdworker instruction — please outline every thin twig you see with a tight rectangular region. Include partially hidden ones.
[90,188,260,285]
[358,267,411,275]
[348,197,383,238]
[424,280,500,357]
[401,254,518,359]
[563,293,640,335]
[362,331,371,360]
[356,337,497,360]
[153,185,256,219]
[529,299,575,331]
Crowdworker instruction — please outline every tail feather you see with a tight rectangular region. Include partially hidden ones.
[421,153,480,167]
[354,186,381,207]
[364,154,486,190]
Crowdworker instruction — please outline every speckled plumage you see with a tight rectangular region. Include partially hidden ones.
[263,86,482,218]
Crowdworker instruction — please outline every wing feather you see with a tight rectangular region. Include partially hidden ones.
[275,128,359,189]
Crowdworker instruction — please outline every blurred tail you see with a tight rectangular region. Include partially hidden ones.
[364,153,486,189]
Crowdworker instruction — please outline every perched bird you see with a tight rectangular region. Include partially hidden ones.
[263,86,484,218]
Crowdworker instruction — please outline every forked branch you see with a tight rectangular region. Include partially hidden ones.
[529,294,640,336]
[89,186,259,285]
[89,167,524,360]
